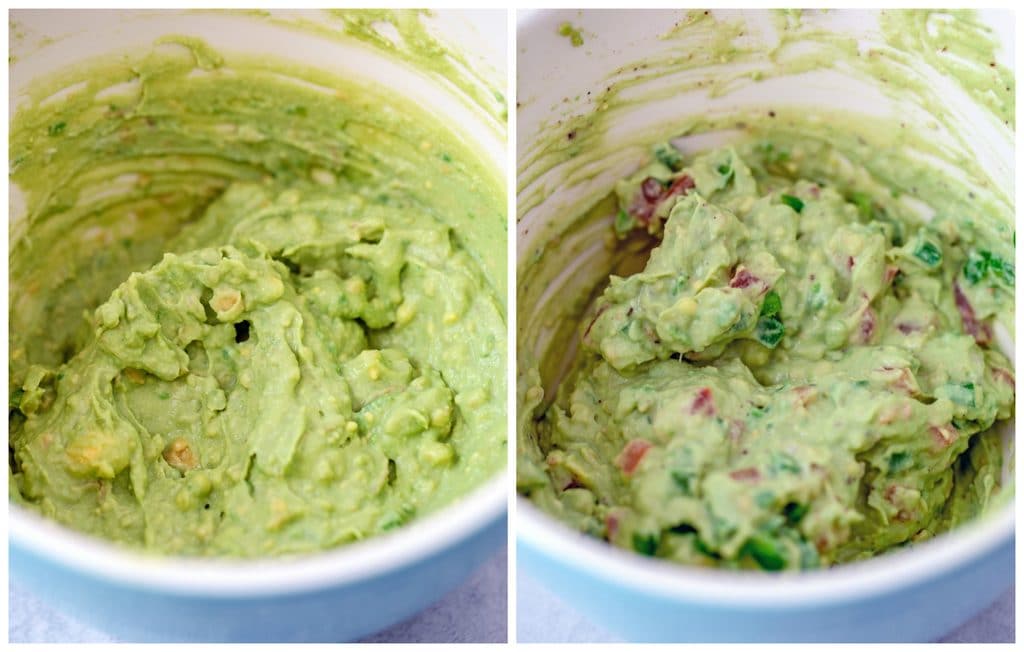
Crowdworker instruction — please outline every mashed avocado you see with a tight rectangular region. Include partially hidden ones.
[519,141,1013,570]
[9,33,505,556]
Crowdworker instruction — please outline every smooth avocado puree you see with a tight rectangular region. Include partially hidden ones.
[9,35,506,556]
[519,141,1014,570]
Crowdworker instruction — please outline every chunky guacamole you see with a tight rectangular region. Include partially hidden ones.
[519,141,1014,570]
[9,32,505,556]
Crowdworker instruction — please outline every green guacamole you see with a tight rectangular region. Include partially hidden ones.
[519,141,1014,570]
[9,35,506,556]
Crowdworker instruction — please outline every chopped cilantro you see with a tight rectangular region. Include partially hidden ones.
[780,194,804,213]
[913,241,942,268]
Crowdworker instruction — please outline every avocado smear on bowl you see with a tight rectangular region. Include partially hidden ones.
[519,141,1014,571]
[9,37,506,557]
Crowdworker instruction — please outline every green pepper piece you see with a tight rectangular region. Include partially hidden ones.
[780,194,804,213]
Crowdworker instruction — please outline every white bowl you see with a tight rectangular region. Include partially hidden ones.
[516,8,1014,642]
[9,9,508,642]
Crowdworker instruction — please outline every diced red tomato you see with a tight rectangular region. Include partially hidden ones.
[883,265,899,285]
[628,175,695,227]
[641,177,663,201]
[993,367,1015,389]
[929,423,958,449]
[664,174,695,200]
[729,268,762,289]
[729,467,761,483]
[854,307,876,344]
[792,385,818,408]
[605,513,620,539]
[690,387,715,416]
[616,439,652,475]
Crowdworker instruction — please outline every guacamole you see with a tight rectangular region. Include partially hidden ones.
[519,142,1014,570]
[9,32,506,556]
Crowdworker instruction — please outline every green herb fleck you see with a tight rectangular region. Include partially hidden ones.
[670,275,687,296]
[741,533,786,570]
[780,194,804,213]
[988,255,1015,286]
[654,142,684,171]
[671,470,695,496]
[962,249,1013,287]
[849,191,873,220]
[770,451,801,475]
[913,241,942,268]
[614,209,635,237]
[963,251,988,284]
[693,537,721,559]
[756,315,784,348]
[806,281,827,310]
[783,502,808,525]
[48,121,67,136]
[284,105,308,117]
[757,141,790,164]
[946,382,975,407]
[749,405,768,419]
[632,532,660,556]
[440,152,452,163]
[760,290,782,317]
[888,450,912,473]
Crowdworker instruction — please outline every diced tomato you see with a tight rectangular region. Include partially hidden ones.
[729,268,761,289]
[628,175,695,227]
[929,423,958,449]
[854,307,876,344]
[884,484,898,503]
[877,365,917,395]
[993,367,1015,390]
[641,177,663,201]
[664,174,695,200]
[605,513,620,539]
[690,387,715,416]
[883,265,899,285]
[877,402,912,425]
[792,385,818,408]
[896,322,919,335]
[729,467,761,483]
[616,439,652,475]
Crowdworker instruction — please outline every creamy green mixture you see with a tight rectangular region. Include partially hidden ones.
[9,29,505,557]
[519,141,1014,570]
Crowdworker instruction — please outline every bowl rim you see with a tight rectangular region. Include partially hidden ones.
[10,472,506,597]
[518,496,1014,606]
